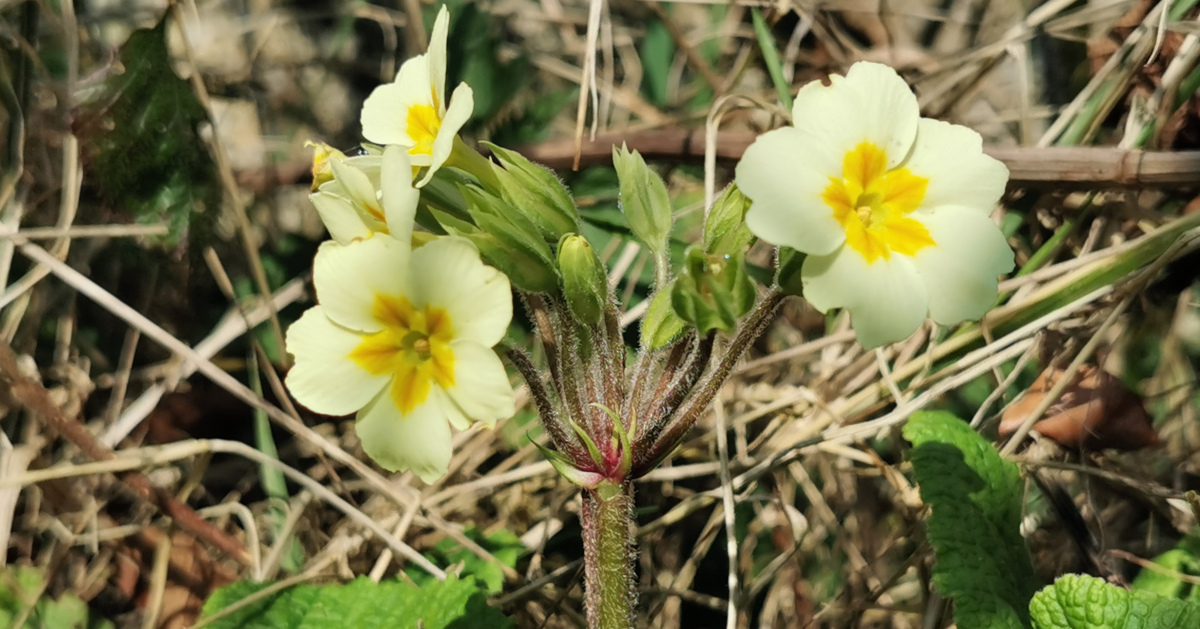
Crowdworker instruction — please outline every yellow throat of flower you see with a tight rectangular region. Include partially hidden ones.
[406,101,443,157]
[349,294,455,414]
[822,142,934,264]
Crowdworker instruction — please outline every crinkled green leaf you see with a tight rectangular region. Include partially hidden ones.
[904,411,1039,629]
[406,528,525,595]
[74,16,218,249]
[1131,536,1200,601]
[1031,574,1200,629]
[0,565,114,629]
[200,575,512,629]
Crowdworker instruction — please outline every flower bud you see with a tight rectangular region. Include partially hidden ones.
[671,246,757,334]
[641,287,686,350]
[704,184,754,256]
[557,234,609,327]
[305,141,346,191]
[613,144,673,256]
[439,186,560,293]
[485,143,580,240]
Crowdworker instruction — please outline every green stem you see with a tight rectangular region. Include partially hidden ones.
[446,135,503,192]
[582,481,636,629]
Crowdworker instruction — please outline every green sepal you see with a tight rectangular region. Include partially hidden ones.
[775,246,806,296]
[703,184,755,256]
[640,287,688,350]
[613,144,673,256]
[670,246,757,334]
[457,186,560,292]
[484,142,580,240]
[533,441,603,489]
[591,403,633,480]
[568,419,606,470]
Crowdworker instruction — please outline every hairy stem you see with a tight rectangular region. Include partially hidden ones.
[582,481,636,629]
[633,289,785,476]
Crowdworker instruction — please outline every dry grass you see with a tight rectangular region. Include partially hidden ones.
[2,0,1200,627]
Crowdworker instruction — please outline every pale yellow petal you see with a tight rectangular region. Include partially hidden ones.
[428,6,450,110]
[841,62,919,167]
[802,247,929,348]
[903,118,1009,211]
[381,145,419,244]
[443,340,516,427]
[736,127,846,256]
[355,387,452,483]
[313,237,409,332]
[418,83,475,187]
[910,208,1014,325]
[409,237,512,347]
[285,306,387,416]
[309,191,374,245]
[360,55,435,147]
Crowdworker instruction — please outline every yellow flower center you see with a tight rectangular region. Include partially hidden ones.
[822,142,934,264]
[406,102,442,157]
[348,294,455,414]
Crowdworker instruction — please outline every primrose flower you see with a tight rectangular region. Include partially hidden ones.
[286,148,514,482]
[308,145,415,246]
[735,61,1014,348]
[360,6,473,186]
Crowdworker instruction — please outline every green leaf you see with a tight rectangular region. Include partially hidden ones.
[0,565,114,629]
[641,18,674,107]
[200,575,512,629]
[750,8,793,111]
[1130,536,1200,601]
[903,411,1039,629]
[407,529,525,596]
[75,16,219,248]
[1030,574,1200,629]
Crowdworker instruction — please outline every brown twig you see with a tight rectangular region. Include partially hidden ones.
[0,339,252,566]
[514,130,1200,188]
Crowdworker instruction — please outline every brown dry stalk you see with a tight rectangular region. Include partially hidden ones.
[0,339,252,566]
[514,129,1200,187]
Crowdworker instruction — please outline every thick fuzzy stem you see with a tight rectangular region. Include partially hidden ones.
[582,482,637,629]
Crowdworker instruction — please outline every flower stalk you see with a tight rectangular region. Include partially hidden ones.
[582,481,636,629]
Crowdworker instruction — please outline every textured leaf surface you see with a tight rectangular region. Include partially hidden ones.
[1031,574,1200,629]
[74,17,218,247]
[904,411,1039,629]
[200,575,512,629]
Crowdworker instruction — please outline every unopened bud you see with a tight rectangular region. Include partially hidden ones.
[704,184,754,256]
[557,234,609,326]
[485,143,580,241]
[613,144,673,256]
[306,141,346,191]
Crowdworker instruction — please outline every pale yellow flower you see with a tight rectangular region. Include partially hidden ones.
[308,146,416,245]
[736,62,1014,348]
[359,6,473,187]
[286,148,513,482]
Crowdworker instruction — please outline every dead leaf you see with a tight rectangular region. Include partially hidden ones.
[999,364,1158,451]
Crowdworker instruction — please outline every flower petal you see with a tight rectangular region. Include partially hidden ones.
[285,306,387,416]
[792,62,919,168]
[309,190,374,245]
[355,387,453,482]
[313,236,410,332]
[409,237,512,347]
[904,118,1009,211]
[736,126,847,256]
[428,6,450,110]
[802,248,929,348]
[418,83,475,187]
[360,55,435,148]
[329,158,382,219]
[381,145,419,244]
[910,208,1014,325]
[443,340,516,427]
